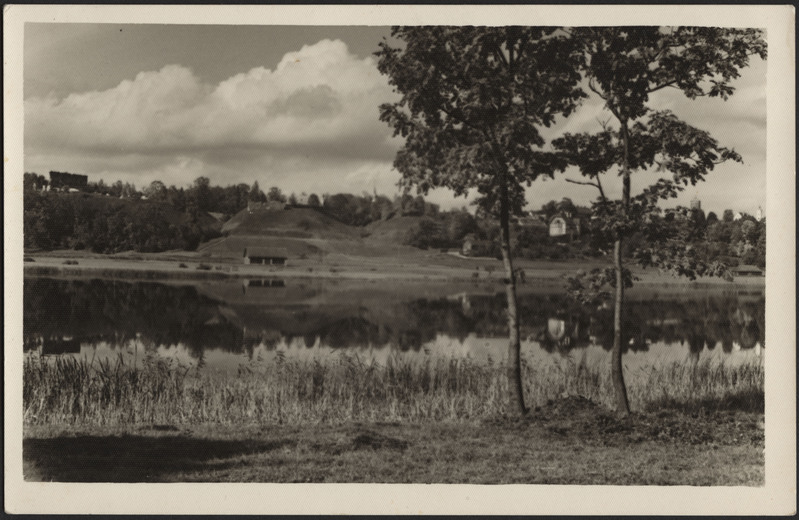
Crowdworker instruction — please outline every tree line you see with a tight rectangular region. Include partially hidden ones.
[24,171,764,270]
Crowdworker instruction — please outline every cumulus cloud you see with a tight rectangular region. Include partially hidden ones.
[23,38,765,214]
[25,39,401,189]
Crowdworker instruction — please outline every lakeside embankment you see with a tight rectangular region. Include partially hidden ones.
[21,251,766,287]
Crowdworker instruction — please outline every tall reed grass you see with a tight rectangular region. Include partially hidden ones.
[23,351,763,427]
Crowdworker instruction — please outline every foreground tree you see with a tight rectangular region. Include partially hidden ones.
[554,27,766,415]
[376,27,584,413]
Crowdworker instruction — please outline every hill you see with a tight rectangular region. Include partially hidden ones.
[197,234,324,259]
[222,206,362,240]
[364,215,426,243]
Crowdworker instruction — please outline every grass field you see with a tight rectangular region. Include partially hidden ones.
[23,402,764,484]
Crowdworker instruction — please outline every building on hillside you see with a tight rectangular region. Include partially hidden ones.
[756,206,764,222]
[49,171,88,192]
[733,211,743,221]
[243,247,289,266]
[248,200,286,213]
[548,213,581,238]
[731,264,764,277]
[690,197,702,210]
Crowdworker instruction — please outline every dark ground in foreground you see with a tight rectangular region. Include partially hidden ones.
[23,397,764,485]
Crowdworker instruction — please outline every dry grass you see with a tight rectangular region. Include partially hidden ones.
[23,402,765,484]
[24,351,763,427]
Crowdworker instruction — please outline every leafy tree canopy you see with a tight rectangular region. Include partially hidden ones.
[377,26,585,216]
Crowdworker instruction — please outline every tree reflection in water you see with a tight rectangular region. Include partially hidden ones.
[24,278,765,361]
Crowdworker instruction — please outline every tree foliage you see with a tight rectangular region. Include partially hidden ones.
[554,26,766,415]
[377,27,584,213]
[377,26,585,414]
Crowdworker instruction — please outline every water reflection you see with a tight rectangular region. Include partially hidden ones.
[24,277,764,364]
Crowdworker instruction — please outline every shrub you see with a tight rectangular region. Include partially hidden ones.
[24,257,35,262]
[196,263,212,270]
[178,263,188,269]
[62,260,79,265]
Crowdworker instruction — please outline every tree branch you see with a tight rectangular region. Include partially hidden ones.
[645,80,678,94]
[565,177,607,202]
[595,174,608,202]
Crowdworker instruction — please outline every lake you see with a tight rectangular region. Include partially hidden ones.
[23,276,764,374]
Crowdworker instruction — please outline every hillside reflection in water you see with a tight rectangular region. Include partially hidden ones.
[24,277,765,370]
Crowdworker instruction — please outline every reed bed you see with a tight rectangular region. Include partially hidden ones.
[23,351,763,427]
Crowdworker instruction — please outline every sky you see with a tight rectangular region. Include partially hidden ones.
[24,23,767,216]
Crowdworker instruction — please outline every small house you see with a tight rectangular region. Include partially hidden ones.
[549,214,581,238]
[731,264,764,277]
[243,247,288,266]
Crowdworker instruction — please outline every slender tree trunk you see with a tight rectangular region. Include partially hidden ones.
[499,174,526,415]
[611,238,630,415]
[612,120,632,416]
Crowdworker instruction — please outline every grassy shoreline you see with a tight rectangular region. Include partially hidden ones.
[22,250,766,287]
[22,339,764,485]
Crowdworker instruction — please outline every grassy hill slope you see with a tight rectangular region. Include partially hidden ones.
[197,235,324,259]
[222,207,361,240]
[364,215,424,243]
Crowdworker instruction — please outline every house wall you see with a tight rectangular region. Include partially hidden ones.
[549,217,567,236]
[245,256,286,266]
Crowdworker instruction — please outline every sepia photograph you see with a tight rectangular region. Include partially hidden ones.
[4,4,795,515]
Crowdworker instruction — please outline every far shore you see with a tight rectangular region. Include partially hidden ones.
[21,250,765,289]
